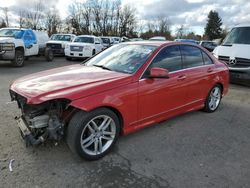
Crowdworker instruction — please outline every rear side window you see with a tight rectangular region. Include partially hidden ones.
[202,51,213,65]
[151,45,182,72]
[181,45,203,68]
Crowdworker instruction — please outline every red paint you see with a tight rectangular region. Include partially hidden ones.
[10,42,229,135]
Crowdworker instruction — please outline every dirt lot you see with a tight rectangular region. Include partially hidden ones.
[0,57,250,188]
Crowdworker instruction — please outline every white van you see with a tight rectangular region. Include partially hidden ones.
[213,24,250,82]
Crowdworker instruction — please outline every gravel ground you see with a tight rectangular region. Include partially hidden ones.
[0,57,250,188]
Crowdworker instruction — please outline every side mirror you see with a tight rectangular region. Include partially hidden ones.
[149,67,169,78]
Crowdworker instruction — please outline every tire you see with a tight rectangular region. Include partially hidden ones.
[92,49,96,56]
[45,48,54,62]
[66,108,120,160]
[66,56,72,61]
[203,84,222,113]
[12,50,24,67]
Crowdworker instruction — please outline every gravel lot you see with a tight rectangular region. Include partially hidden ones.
[0,57,250,188]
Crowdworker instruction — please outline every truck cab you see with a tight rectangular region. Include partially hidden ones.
[0,28,53,67]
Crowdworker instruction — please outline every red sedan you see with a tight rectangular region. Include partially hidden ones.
[10,41,229,160]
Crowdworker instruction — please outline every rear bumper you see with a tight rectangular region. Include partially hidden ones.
[0,50,15,61]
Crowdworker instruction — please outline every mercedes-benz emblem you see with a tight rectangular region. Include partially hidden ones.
[228,58,237,65]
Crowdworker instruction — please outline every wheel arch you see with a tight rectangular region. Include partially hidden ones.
[69,105,124,135]
[15,46,24,53]
[215,82,224,94]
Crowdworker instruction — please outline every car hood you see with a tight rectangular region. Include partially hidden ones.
[69,42,93,47]
[10,64,133,104]
[213,44,250,59]
[47,40,71,44]
[0,37,16,43]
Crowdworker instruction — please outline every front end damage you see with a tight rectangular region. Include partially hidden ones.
[10,90,73,146]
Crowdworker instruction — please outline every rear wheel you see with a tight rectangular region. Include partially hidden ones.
[12,50,24,67]
[204,85,222,113]
[92,49,96,56]
[66,108,120,160]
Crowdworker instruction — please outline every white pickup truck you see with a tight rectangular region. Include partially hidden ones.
[46,34,75,55]
[64,35,104,60]
[0,28,53,67]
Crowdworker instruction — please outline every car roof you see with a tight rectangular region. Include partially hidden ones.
[77,35,96,38]
[52,33,75,36]
[123,41,199,47]
[234,23,250,28]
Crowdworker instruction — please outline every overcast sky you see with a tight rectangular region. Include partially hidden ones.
[1,0,250,35]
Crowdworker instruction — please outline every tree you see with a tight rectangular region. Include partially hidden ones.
[0,19,7,28]
[119,5,137,37]
[176,25,186,39]
[2,7,9,27]
[44,7,62,36]
[204,10,223,40]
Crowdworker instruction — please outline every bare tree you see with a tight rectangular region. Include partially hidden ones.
[176,25,186,39]
[156,15,171,34]
[2,7,9,27]
[16,0,46,30]
[119,5,137,37]
[18,9,26,28]
[44,7,61,36]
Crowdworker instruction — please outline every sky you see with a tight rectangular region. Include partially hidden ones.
[1,0,250,35]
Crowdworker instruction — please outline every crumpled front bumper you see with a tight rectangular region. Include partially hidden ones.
[15,116,46,146]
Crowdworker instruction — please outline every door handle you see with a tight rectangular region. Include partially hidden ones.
[177,75,186,81]
[207,68,213,73]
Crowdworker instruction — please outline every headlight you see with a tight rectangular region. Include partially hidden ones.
[1,43,15,51]
[65,44,69,49]
[61,43,65,48]
[213,53,218,59]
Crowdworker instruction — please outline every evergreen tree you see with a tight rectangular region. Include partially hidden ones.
[204,10,223,40]
[0,19,7,28]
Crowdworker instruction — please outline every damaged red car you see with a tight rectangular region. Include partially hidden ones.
[10,41,229,160]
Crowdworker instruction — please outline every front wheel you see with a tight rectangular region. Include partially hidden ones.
[66,108,120,160]
[203,85,222,113]
[66,56,72,61]
[45,48,54,62]
[12,50,24,67]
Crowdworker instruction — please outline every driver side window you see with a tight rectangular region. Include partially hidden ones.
[151,45,182,72]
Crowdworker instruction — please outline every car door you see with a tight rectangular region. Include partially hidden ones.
[94,38,102,53]
[138,45,189,122]
[180,45,216,104]
[23,30,38,56]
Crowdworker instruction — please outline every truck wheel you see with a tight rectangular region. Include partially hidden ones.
[45,48,54,62]
[66,56,72,61]
[92,49,96,56]
[12,50,24,67]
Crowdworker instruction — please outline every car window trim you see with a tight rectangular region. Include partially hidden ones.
[180,44,206,69]
[140,44,214,80]
[140,44,183,79]
[201,50,214,65]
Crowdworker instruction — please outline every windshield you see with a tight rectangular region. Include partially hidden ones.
[74,36,94,43]
[101,38,110,44]
[223,27,250,45]
[85,44,156,74]
[50,34,72,41]
[0,29,24,39]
